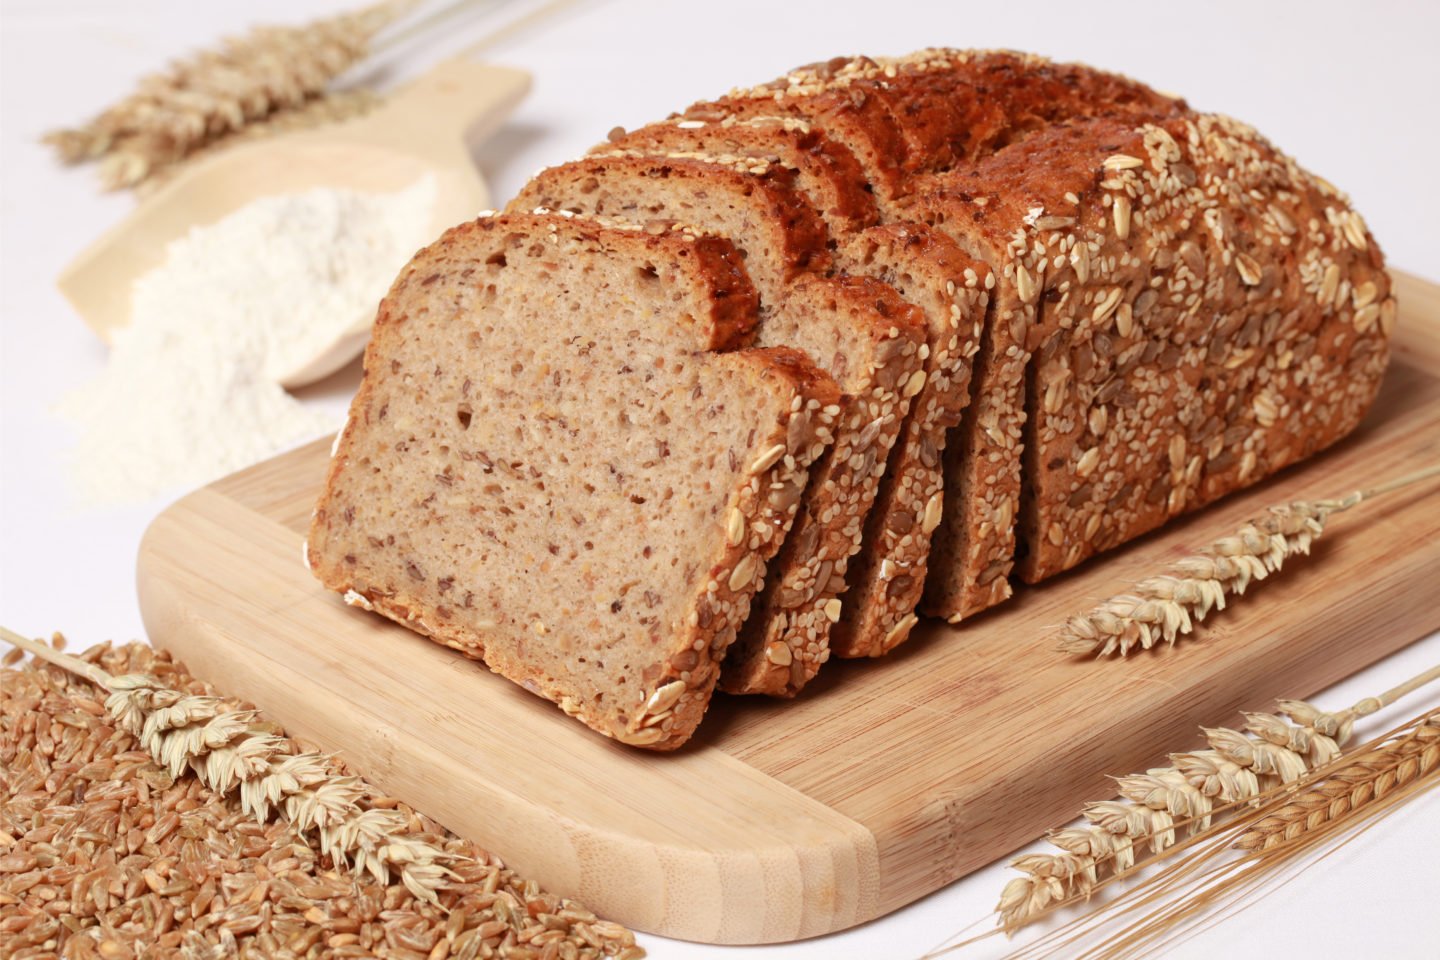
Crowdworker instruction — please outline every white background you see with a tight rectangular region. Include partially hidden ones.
[1,1,1437,957]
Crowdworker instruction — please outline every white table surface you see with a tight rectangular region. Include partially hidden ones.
[2,1,1437,956]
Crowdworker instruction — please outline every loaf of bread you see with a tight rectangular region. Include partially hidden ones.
[310,50,1393,746]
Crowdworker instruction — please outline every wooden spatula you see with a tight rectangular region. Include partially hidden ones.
[57,59,531,388]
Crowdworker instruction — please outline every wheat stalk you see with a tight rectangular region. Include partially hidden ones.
[0,625,452,905]
[929,703,1440,959]
[44,1,411,189]
[1058,463,1440,658]
[995,662,1440,932]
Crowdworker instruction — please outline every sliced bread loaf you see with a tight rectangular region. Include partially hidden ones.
[306,213,840,749]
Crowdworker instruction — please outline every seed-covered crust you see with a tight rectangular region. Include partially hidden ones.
[1005,114,1393,581]
[722,275,926,695]
[307,213,841,750]
[829,223,990,656]
[598,116,880,238]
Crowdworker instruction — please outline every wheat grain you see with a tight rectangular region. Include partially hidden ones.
[0,631,645,958]
[44,1,409,189]
[995,663,1440,932]
[1058,463,1440,658]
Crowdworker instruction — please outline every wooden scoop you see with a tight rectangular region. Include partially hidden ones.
[58,59,531,388]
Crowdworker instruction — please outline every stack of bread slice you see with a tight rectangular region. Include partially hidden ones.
[308,50,1395,749]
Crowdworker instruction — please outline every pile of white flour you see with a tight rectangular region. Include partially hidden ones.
[61,176,436,504]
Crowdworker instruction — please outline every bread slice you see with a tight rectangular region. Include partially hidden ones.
[509,153,928,694]
[597,116,880,238]
[900,183,1035,622]
[306,213,841,749]
[827,223,990,657]
[511,152,832,298]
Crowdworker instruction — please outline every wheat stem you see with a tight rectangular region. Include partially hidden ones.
[2,625,113,686]
[995,662,1440,932]
[1,624,453,905]
[1058,462,1440,658]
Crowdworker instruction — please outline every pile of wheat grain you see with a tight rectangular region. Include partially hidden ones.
[0,638,644,960]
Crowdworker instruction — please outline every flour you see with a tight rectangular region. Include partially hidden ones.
[61,176,436,505]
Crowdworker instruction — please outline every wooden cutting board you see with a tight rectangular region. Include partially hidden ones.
[139,271,1440,945]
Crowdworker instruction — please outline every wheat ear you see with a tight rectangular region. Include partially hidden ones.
[996,662,1440,932]
[1234,712,1439,852]
[132,88,383,194]
[43,1,412,189]
[1058,463,1440,658]
[0,625,452,905]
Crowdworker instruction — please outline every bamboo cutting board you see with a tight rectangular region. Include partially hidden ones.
[139,271,1440,945]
